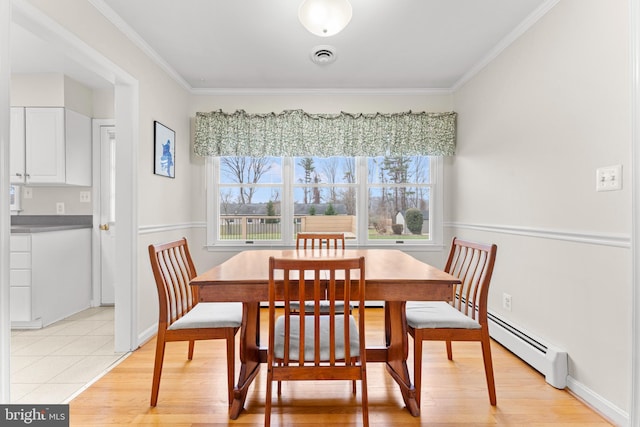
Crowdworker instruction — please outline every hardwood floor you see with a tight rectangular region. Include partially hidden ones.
[69,308,611,426]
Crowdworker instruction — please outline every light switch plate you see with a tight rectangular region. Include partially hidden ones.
[596,165,622,192]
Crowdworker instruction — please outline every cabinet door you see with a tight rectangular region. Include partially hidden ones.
[10,107,25,184]
[10,287,32,322]
[25,107,65,184]
[65,109,92,186]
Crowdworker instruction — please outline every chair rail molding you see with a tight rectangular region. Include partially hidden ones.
[138,221,206,235]
[445,222,630,249]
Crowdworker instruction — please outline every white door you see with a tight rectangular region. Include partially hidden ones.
[100,126,116,305]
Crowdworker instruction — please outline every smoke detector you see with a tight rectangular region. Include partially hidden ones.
[310,45,337,65]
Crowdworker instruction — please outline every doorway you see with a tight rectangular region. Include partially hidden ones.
[1,1,140,404]
[92,121,116,306]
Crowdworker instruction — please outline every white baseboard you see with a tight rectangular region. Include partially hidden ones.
[138,323,158,348]
[566,376,629,426]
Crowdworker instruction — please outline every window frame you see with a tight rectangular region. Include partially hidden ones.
[206,156,443,248]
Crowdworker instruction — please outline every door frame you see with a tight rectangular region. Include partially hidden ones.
[91,119,115,307]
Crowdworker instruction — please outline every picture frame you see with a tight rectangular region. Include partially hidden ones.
[154,121,175,178]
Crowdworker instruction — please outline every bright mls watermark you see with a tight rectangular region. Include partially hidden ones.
[1,405,69,426]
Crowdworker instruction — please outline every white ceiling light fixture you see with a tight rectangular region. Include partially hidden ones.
[298,0,353,37]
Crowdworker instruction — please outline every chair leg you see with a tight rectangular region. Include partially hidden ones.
[412,331,423,407]
[265,367,273,427]
[150,334,166,407]
[277,361,282,396]
[446,340,453,360]
[480,335,497,405]
[352,357,357,394]
[225,330,236,406]
[360,369,369,427]
[188,340,195,360]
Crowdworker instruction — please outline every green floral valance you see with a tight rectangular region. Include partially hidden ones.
[194,109,456,157]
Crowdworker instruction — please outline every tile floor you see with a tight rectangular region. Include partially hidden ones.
[10,306,128,404]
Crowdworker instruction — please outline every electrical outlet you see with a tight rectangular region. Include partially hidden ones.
[23,187,33,199]
[502,293,512,311]
[80,191,91,203]
[56,202,65,215]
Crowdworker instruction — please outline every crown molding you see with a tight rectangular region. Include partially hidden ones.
[88,0,192,91]
[451,0,561,92]
[190,87,454,96]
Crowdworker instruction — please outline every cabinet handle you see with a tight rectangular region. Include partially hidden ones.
[99,224,110,231]
[15,173,22,177]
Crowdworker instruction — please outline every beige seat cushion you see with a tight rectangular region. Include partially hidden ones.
[405,301,481,329]
[289,300,349,314]
[275,314,359,361]
[168,302,242,330]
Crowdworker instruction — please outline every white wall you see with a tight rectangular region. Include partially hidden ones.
[450,0,631,420]
[11,73,63,106]
[16,0,634,422]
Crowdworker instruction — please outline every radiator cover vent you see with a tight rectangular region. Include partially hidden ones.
[488,311,568,389]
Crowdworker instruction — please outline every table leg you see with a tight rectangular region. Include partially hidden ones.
[230,302,261,419]
[384,301,420,416]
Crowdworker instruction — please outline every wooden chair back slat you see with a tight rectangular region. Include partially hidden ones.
[150,238,198,328]
[444,238,496,325]
[296,232,345,249]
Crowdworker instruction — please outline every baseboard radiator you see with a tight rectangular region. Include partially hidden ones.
[488,311,568,389]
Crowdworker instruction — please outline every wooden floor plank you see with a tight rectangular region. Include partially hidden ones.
[69,308,612,426]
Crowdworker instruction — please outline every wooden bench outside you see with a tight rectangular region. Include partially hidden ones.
[300,215,356,238]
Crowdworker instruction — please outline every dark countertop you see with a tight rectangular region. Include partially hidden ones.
[11,215,92,233]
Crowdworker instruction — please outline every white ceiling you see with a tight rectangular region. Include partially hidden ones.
[11,0,554,92]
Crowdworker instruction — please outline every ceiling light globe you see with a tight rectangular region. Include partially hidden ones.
[298,0,352,37]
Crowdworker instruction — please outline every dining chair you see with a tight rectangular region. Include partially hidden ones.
[296,232,346,249]
[265,256,369,427]
[148,238,242,407]
[406,237,498,406]
[293,232,348,315]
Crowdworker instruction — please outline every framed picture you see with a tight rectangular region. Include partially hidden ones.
[154,121,175,178]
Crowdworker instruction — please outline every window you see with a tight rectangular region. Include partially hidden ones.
[217,157,282,241]
[293,157,357,234]
[207,155,442,246]
[367,156,432,241]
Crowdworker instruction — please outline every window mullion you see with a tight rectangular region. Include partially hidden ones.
[282,157,294,245]
[207,157,218,245]
[356,156,368,242]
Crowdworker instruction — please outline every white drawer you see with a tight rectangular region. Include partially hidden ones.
[10,235,31,251]
[10,269,31,286]
[10,287,31,322]
[10,252,30,269]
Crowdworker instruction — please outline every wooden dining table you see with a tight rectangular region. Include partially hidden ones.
[190,248,460,419]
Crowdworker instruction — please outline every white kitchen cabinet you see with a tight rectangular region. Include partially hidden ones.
[25,107,66,183]
[10,229,92,328]
[9,235,32,322]
[10,107,92,186]
[10,107,25,184]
